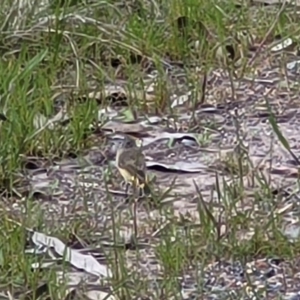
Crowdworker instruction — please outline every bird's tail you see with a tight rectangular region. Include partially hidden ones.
[143,182,152,195]
[137,181,151,197]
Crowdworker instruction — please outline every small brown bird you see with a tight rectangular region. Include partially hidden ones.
[116,135,150,196]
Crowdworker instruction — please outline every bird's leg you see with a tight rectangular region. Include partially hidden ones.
[120,180,130,196]
[132,183,139,240]
[121,180,126,189]
[125,182,130,196]
[139,186,145,198]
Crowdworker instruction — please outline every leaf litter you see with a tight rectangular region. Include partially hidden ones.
[3,1,300,300]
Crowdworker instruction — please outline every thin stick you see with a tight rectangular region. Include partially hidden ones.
[132,183,139,241]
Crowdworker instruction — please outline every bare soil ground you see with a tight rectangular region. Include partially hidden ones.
[2,0,300,299]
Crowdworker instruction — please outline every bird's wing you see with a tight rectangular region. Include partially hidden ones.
[118,150,147,182]
[125,164,146,183]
